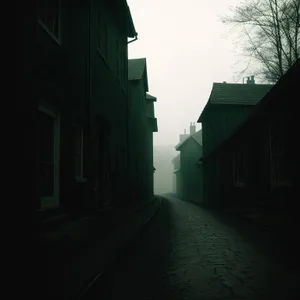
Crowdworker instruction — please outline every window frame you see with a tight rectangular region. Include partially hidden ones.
[232,150,245,187]
[37,104,60,210]
[74,126,84,179]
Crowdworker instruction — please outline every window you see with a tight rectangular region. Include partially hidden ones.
[37,105,60,209]
[116,40,120,79]
[123,51,127,84]
[74,127,84,178]
[233,151,245,187]
[38,0,60,42]
[223,115,227,133]
[115,146,119,171]
[128,90,132,111]
[270,126,291,186]
[97,13,108,59]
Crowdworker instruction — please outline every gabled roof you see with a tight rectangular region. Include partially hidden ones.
[208,82,273,105]
[258,58,300,110]
[197,82,273,122]
[198,59,300,162]
[128,58,146,80]
[175,130,202,151]
[125,4,137,38]
[128,58,149,91]
[114,1,137,38]
[192,130,203,145]
[146,93,157,101]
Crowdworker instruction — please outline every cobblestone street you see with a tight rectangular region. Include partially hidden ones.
[83,195,298,300]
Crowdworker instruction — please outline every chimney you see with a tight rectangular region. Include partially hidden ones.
[179,129,189,142]
[190,122,196,135]
[247,76,255,84]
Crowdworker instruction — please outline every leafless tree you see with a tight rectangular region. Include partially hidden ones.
[221,0,300,83]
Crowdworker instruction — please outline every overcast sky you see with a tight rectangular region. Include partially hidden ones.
[127,0,244,146]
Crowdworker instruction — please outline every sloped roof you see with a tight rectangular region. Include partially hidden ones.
[209,83,273,105]
[125,4,137,38]
[198,60,300,162]
[197,82,273,122]
[192,130,202,145]
[175,130,202,150]
[146,93,157,101]
[258,58,300,110]
[128,58,146,80]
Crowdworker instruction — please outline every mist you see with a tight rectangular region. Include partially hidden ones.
[153,144,177,194]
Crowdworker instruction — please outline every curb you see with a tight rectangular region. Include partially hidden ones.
[75,196,163,300]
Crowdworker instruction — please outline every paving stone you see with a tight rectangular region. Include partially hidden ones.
[82,195,298,300]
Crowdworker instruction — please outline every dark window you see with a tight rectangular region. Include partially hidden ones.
[270,126,291,185]
[37,111,54,197]
[116,40,120,79]
[233,151,245,186]
[73,127,83,177]
[128,90,132,110]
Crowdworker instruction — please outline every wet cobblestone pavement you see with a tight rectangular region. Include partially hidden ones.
[83,195,299,300]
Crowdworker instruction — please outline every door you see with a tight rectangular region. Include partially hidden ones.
[95,132,111,208]
[37,106,60,209]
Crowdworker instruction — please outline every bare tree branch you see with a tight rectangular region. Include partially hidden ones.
[221,0,300,82]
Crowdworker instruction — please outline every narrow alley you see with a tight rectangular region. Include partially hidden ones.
[81,195,296,300]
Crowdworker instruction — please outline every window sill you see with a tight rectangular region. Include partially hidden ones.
[33,207,71,229]
[234,182,245,188]
[273,181,293,188]
[74,176,88,183]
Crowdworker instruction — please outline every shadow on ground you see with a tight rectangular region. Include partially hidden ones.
[82,196,180,300]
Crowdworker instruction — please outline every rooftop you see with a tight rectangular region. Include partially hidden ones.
[208,82,273,105]
[128,58,146,81]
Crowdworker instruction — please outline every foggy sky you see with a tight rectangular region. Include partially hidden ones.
[127,0,244,146]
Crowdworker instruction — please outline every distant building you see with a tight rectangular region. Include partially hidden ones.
[154,145,177,194]
[174,123,203,203]
[172,153,181,195]
[128,58,158,203]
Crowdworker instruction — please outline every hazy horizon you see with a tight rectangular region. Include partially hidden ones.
[127,0,244,147]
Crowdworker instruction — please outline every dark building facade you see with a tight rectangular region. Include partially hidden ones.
[128,58,158,204]
[197,80,273,209]
[172,154,181,194]
[24,0,138,220]
[175,124,203,203]
[146,93,158,197]
[199,60,299,214]
[23,1,158,298]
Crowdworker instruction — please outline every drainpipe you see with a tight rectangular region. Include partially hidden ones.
[86,0,93,214]
[87,0,91,136]
[126,31,137,201]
